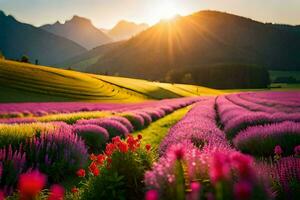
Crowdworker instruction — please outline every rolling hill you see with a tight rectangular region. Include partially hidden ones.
[86,10,300,83]
[108,20,149,41]
[40,15,113,50]
[56,41,125,70]
[0,10,87,65]
[0,59,221,102]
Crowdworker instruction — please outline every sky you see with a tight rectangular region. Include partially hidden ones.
[0,0,299,29]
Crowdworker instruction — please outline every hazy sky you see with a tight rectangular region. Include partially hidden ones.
[0,0,299,28]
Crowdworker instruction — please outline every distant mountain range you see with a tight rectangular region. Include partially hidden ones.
[86,11,300,81]
[108,20,149,41]
[40,16,113,49]
[0,11,86,65]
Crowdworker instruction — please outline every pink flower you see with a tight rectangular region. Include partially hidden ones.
[274,145,283,155]
[0,190,4,200]
[48,184,64,200]
[210,152,231,183]
[18,170,46,200]
[234,181,252,200]
[145,189,159,200]
[187,182,201,200]
[174,146,185,160]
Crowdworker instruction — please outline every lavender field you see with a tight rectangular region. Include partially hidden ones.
[0,91,299,200]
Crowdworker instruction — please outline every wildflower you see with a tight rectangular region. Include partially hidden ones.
[210,152,231,184]
[138,134,142,140]
[90,154,97,161]
[48,184,64,200]
[105,143,116,156]
[146,144,151,151]
[118,142,129,153]
[234,181,252,200]
[0,191,4,200]
[76,169,86,177]
[145,189,159,200]
[18,170,46,200]
[96,154,105,165]
[112,136,121,145]
[274,145,283,155]
[188,182,201,200]
[91,167,100,177]
[174,146,184,160]
[89,162,97,172]
[71,187,79,194]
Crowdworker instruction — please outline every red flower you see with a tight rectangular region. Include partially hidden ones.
[48,184,64,200]
[174,146,184,160]
[145,144,151,151]
[118,142,129,153]
[107,157,112,164]
[91,167,100,176]
[18,170,46,200]
[89,153,97,161]
[71,187,79,194]
[89,162,97,172]
[105,143,116,156]
[76,169,86,177]
[137,134,142,140]
[96,154,105,165]
[112,136,121,145]
[210,152,231,184]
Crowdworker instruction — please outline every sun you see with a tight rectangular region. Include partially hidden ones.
[155,1,179,20]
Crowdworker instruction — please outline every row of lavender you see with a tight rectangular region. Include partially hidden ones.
[216,92,300,157]
[0,97,204,118]
[144,95,300,200]
[0,97,200,196]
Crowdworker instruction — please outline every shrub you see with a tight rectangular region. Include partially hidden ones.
[77,119,129,139]
[133,111,152,127]
[108,116,134,133]
[73,124,109,153]
[233,121,300,157]
[0,146,26,196]
[122,113,145,131]
[77,135,153,200]
[23,124,88,182]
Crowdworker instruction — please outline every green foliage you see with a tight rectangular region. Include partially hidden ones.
[0,51,4,59]
[165,64,270,89]
[80,147,153,200]
[21,55,29,63]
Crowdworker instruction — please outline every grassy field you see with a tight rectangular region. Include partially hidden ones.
[0,60,221,102]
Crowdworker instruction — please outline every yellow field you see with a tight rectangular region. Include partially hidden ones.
[0,60,221,102]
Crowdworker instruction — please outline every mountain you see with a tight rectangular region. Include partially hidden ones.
[56,41,125,71]
[87,11,300,83]
[0,11,86,65]
[108,20,149,41]
[40,15,112,49]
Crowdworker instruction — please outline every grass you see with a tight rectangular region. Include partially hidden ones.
[0,59,222,102]
[269,70,300,81]
[132,105,192,150]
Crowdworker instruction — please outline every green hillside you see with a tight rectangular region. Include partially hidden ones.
[0,60,221,102]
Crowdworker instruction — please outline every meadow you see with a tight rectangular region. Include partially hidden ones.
[0,60,299,200]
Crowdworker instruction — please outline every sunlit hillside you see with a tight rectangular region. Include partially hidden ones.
[0,59,221,102]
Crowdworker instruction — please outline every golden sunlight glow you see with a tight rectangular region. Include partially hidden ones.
[154,1,179,21]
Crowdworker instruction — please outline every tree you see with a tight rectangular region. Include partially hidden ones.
[21,55,29,63]
[0,51,4,60]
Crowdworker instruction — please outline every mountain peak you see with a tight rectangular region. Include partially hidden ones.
[68,15,92,25]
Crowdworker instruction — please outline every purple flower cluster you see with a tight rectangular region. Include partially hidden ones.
[159,99,230,155]
[0,145,26,195]
[0,97,201,118]
[76,118,130,138]
[0,117,37,124]
[233,121,300,156]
